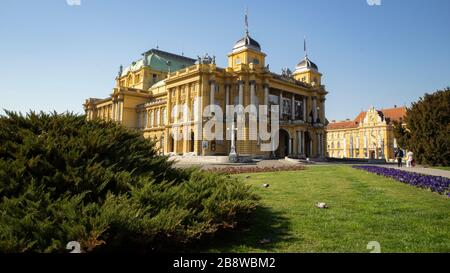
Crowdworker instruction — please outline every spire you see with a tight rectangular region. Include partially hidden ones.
[304,35,308,57]
[245,7,249,35]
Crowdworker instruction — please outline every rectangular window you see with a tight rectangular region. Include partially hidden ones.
[137,111,141,128]
[150,111,154,127]
[162,108,167,124]
[143,111,148,128]
[156,109,160,127]
[135,74,140,84]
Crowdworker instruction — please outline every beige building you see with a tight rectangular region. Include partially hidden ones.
[84,21,328,161]
[326,106,406,161]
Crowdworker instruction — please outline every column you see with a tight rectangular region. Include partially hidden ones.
[167,89,172,123]
[350,135,353,158]
[279,91,283,117]
[264,84,269,107]
[237,80,245,145]
[343,134,347,158]
[321,98,326,125]
[210,80,216,108]
[238,81,244,107]
[225,84,230,108]
[250,81,256,118]
[291,94,295,121]
[320,133,324,157]
[186,85,191,122]
[176,87,181,123]
[303,131,306,156]
[313,97,317,123]
[303,97,307,122]
[112,102,116,121]
[288,138,292,157]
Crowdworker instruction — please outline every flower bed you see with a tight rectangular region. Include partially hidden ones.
[353,166,450,197]
[208,165,306,175]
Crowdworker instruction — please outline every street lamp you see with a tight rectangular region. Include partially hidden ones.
[226,121,238,163]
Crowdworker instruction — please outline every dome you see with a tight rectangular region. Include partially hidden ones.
[296,56,318,71]
[232,33,261,53]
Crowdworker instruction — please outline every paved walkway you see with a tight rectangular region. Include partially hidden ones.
[173,157,450,179]
[375,165,450,178]
[173,159,307,170]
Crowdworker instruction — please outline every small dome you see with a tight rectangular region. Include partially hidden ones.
[232,33,261,53]
[296,56,318,71]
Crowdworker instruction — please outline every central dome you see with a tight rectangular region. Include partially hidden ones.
[296,56,318,71]
[232,33,261,53]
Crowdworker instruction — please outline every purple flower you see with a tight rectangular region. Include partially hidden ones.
[353,166,450,198]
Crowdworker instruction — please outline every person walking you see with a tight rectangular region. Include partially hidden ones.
[406,151,414,168]
[395,149,404,167]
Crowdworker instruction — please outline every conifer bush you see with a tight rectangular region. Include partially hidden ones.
[393,88,450,166]
[0,112,258,253]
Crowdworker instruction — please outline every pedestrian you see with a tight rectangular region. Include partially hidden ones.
[406,151,414,168]
[395,149,404,167]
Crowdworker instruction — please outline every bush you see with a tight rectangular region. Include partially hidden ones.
[0,112,258,253]
[393,88,450,166]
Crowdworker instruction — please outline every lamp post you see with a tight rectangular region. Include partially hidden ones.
[227,121,238,163]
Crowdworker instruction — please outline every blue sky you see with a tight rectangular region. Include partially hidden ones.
[0,0,449,120]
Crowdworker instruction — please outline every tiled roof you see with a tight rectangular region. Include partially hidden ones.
[326,121,359,130]
[328,106,407,130]
[380,107,407,122]
[354,107,406,123]
[121,48,196,77]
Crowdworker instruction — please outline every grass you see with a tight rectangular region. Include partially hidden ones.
[194,165,450,253]
[431,166,450,171]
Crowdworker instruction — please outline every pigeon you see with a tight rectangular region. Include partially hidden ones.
[262,184,270,188]
[316,202,328,209]
[245,175,251,179]
[259,238,271,244]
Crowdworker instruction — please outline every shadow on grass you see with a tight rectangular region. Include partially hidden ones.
[186,205,293,253]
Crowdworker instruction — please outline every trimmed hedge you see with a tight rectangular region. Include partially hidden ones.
[0,112,258,253]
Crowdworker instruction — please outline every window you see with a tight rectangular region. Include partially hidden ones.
[152,74,157,83]
[252,58,259,65]
[137,111,142,128]
[155,109,160,127]
[162,108,167,124]
[150,111,154,128]
[235,58,241,65]
[135,74,141,84]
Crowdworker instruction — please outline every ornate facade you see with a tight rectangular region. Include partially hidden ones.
[326,106,406,161]
[84,22,328,160]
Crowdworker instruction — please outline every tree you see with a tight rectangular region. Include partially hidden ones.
[0,111,258,253]
[393,88,450,166]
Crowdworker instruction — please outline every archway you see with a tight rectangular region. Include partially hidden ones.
[190,132,195,153]
[305,131,312,157]
[169,135,174,153]
[275,129,290,158]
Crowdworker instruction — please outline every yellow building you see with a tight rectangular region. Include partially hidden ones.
[326,106,406,161]
[84,19,328,161]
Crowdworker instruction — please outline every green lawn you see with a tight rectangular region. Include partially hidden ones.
[431,166,450,171]
[195,165,450,253]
